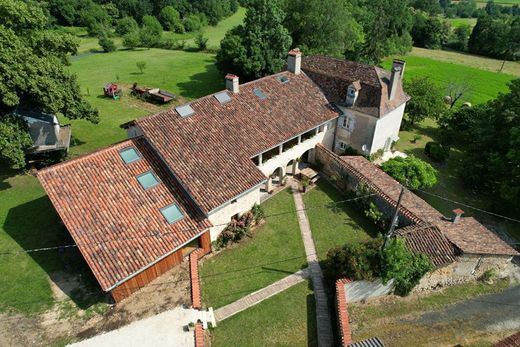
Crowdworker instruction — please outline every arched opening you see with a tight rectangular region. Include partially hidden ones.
[301,149,312,164]
[286,159,296,176]
[271,166,284,186]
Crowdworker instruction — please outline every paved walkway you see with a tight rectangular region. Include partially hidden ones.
[214,268,309,321]
[69,307,205,347]
[291,181,334,347]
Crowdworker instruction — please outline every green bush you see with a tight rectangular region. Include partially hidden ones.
[424,141,450,162]
[123,31,140,49]
[195,32,208,51]
[116,16,138,36]
[381,237,432,296]
[381,155,438,189]
[324,238,383,281]
[364,202,384,229]
[98,35,116,52]
[251,203,265,224]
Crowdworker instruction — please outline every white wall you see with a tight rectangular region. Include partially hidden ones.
[370,103,406,153]
[258,121,336,177]
[207,186,262,241]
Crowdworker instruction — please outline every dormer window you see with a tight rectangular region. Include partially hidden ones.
[345,80,361,106]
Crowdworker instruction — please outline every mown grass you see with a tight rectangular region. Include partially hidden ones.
[447,17,477,29]
[382,55,517,105]
[303,180,380,260]
[409,47,520,77]
[200,189,307,309]
[210,281,317,347]
[68,49,222,156]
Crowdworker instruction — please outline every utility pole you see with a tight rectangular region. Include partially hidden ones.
[382,186,405,251]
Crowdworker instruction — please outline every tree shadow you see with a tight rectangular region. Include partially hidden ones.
[176,58,223,99]
[3,196,106,309]
[69,135,86,148]
[306,280,318,347]
[0,164,16,190]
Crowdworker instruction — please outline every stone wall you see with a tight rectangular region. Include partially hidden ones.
[414,254,512,292]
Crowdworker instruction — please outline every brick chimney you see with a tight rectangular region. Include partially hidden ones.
[389,59,406,101]
[225,74,239,94]
[287,48,302,75]
[452,208,464,224]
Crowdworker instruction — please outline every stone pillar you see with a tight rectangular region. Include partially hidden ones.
[258,153,263,166]
[279,144,283,155]
[292,160,298,175]
[297,135,302,144]
[266,177,272,193]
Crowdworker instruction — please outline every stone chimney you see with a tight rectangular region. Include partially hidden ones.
[389,59,406,101]
[225,74,239,94]
[452,208,464,224]
[287,48,302,75]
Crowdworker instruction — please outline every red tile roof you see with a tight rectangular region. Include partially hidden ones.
[302,56,410,117]
[336,278,353,347]
[338,154,519,257]
[38,138,211,291]
[136,71,339,213]
[396,224,460,267]
[494,331,520,347]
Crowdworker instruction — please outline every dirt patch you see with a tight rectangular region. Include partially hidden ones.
[0,261,191,346]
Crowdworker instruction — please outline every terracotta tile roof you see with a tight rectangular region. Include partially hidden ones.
[336,278,352,347]
[337,154,519,258]
[396,224,460,268]
[494,331,520,347]
[301,56,410,117]
[136,72,339,213]
[38,138,211,291]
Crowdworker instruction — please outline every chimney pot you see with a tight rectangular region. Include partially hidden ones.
[389,59,406,101]
[452,208,464,224]
[225,74,239,94]
[287,48,302,75]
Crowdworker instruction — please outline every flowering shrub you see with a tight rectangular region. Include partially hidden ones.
[216,208,264,249]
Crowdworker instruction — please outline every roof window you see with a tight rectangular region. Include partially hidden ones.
[176,104,195,118]
[119,147,141,164]
[160,203,184,224]
[277,75,289,84]
[214,91,232,105]
[253,88,267,100]
[137,171,160,189]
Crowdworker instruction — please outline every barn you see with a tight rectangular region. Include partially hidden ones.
[38,137,212,302]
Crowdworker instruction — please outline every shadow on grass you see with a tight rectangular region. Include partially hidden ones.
[316,180,380,239]
[176,58,222,99]
[0,164,16,190]
[3,196,106,310]
[306,288,318,347]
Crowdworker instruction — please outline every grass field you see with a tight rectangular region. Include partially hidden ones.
[74,7,245,54]
[303,180,379,260]
[382,55,517,105]
[200,189,307,309]
[447,17,477,29]
[68,49,222,156]
[409,47,520,77]
[210,281,317,346]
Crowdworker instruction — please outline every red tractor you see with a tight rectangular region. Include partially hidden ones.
[103,83,122,100]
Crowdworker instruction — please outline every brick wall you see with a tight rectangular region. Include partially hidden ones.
[194,322,204,347]
[335,278,352,347]
[190,250,203,309]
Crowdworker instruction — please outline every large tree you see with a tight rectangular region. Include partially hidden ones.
[284,0,363,57]
[0,0,98,168]
[346,0,413,64]
[404,77,446,125]
[381,156,438,189]
[452,79,520,207]
[216,0,292,80]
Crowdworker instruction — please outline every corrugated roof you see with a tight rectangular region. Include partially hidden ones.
[349,337,385,347]
[38,137,211,291]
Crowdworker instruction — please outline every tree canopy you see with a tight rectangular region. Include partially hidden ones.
[0,0,98,168]
[216,0,292,80]
[381,156,438,189]
[404,76,446,125]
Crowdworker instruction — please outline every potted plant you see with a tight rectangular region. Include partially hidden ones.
[187,322,196,332]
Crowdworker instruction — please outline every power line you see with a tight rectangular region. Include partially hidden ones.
[412,188,520,224]
[0,193,377,256]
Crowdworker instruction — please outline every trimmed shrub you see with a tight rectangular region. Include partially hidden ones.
[98,35,116,52]
[424,141,450,162]
[381,155,438,189]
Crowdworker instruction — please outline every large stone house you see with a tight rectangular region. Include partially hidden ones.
[38,50,411,301]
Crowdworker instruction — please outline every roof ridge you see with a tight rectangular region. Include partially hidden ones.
[38,138,138,174]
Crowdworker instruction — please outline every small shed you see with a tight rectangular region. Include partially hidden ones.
[12,109,71,154]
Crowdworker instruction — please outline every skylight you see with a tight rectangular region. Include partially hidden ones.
[277,75,289,84]
[253,88,267,100]
[119,147,141,164]
[176,104,195,118]
[214,91,232,105]
[137,171,160,189]
[160,203,184,224]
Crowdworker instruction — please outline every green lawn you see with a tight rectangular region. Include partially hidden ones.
[382,55,517,105]
[68,49,221,156]
[210,281,317,347]
[303,180,379,260]
[447,17,477,29]
[200,189,307,309]
[409,47,520,77]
